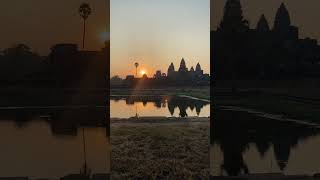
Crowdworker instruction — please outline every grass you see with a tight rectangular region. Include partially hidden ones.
[111,87,210,101]
[111,121,210,179]
[215,92,320,123]
[171,88,210,100]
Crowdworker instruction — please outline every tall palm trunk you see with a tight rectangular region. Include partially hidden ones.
[82,19,86,50]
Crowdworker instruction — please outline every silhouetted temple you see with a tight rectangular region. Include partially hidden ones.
[119,58,209,88]
[212,0,320,81]
[166,58,208,82]
[50,43,109,88]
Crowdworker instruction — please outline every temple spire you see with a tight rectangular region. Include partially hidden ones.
[274,2,291,31]
[256,14,270,32]
[219,0,249,32]
[196,63,202,71]
[178,58,188,72]
[167,62,175,75]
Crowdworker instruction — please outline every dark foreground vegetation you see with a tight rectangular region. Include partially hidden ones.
[111,118,210,179]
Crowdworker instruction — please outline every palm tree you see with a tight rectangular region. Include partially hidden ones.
[79,5,91,176]
[79,3,92,50]
[134,62,139,77]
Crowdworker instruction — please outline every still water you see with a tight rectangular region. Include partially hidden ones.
[110,95,210,118]
[0,109,110,179]
[211,109,320,176]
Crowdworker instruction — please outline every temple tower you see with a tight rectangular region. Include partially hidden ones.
[274,3,291,32]
[178,58,188,72]
[256,14,270,32]
[167,62,175,77]
[219,0,248,32]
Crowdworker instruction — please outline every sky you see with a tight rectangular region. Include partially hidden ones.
[211,0,320,40]
[0,0,109,55]
[111,0,210,78]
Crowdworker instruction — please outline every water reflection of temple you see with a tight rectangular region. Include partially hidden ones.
[111,96,210,117]
[168,96,207,117]
[212,109,319,176]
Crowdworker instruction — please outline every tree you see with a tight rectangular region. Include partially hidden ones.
[79,3,92,50]
[3,44,32,56]
[110,75,123,87]
[1,44,42,81]
[79,4,92,174]
[134,62,139,77]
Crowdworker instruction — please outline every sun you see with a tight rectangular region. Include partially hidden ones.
[140,70,147,75]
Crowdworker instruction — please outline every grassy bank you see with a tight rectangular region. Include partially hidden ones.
[111,87,210,101]
[215,88,320,123]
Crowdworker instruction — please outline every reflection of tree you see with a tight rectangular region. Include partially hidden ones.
[212,109,319,176]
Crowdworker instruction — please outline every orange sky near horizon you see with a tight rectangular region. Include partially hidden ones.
[111,0,210,78]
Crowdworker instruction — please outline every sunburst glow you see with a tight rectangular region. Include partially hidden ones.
[140,70,146,75]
